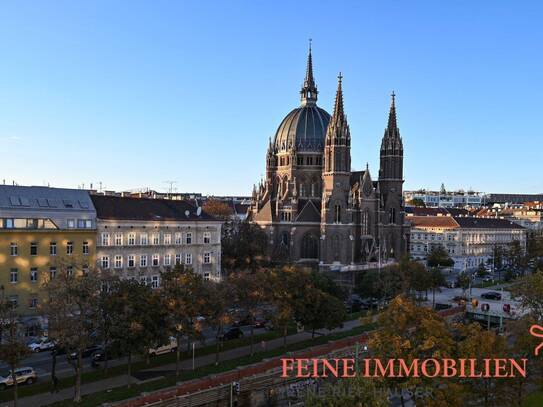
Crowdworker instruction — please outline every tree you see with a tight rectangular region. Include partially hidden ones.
[427,245,454,269]
[268,267,297,347]
[407,197,426,207]
[41,261,101,402]
[222,220,268,273]
[456,323,508,407]
[429,266,447,309]
[161,264,207,376]
[202,198,234,220]
[108,280,167,387]
[369,296,462,407]
[408,262,431,303]
[455,271,470,297]
[513,270,543,320]
[0,287,31,407]
[203,280,233,365]
[304,375,388,406]
[503,316,542,407]
[230,271,267,356]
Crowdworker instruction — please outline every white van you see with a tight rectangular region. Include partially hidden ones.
[148,337,177,356]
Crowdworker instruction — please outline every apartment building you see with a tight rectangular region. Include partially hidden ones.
[409,215,526,270]
[90,195,222,285]
[0,186,97,333]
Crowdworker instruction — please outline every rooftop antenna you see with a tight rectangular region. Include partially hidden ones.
[164,180,177,194]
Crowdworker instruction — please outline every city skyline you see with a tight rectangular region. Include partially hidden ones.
[1,1,542,195]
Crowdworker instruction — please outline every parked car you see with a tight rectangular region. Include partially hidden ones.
[149,337,177,357]
[28,337,55,352]
[481,292,502,301]
[0,368,37,390]
[221,327,244,341]
[253,318,267,329]
[69,345,103,360]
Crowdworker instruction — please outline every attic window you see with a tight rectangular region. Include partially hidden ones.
[63,200,74,208]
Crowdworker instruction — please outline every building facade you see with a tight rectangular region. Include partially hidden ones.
[404,189,483,208]
[248,46,408,267]
[0,186,96,333]
[409,215,526,270]
[91,195,222,284]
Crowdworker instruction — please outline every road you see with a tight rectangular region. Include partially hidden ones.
[0,325,267,379]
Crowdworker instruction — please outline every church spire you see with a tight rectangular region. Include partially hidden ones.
[300,39,318,106]
[331,72,345,125]
[387,91,397,130]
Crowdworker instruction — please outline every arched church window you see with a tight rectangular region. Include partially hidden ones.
[334,204,341,224]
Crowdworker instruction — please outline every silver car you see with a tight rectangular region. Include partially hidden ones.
[0,367,37,390]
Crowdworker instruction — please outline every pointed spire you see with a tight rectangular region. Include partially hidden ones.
[329,72,348,134]
[387,90,397,130]
[300,39,318,106]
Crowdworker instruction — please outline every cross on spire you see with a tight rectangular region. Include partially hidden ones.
[300,40,318,106]
[387,90,398,130]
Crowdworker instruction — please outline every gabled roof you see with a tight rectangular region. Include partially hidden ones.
[90,195,217,222]
[295,200,321,222]
[252,199,274,223]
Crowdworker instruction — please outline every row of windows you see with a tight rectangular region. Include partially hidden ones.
[107,271,212,290]
[100,232,212,246]
[1,218,92,229]
[8,265,89,284]
[99,252,213,269]
[9,241,89,256]
[412,233,456,241]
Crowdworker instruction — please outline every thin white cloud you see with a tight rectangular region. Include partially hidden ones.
[0,135,21,141]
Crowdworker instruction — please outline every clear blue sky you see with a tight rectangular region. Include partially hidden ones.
[1,1,541,195]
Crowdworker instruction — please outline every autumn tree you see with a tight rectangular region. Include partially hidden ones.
[268,267,297,347]
[230,271,267,355]
[202,198,234,220]
[41,261,101,402]
[503,316,543,406]
[456,323,508,407]
[161,264,207,376]
[203,280,233,365]
[108,279,168,387]
[0,287,31,407]
[369,296,462,407]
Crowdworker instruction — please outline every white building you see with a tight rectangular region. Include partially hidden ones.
[409,215,526,270]
[404,190,483,208]
[91,195,222,284]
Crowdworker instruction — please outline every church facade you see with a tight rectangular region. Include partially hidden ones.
[248,46,409,267]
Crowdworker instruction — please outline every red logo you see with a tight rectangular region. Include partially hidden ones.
[529,325,543,356]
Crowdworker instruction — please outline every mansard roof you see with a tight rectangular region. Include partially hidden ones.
[91,195,217,222]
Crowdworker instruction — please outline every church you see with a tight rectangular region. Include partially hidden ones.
[248,45,409,268]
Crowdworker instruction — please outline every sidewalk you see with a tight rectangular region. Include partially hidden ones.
[11,318,364,407]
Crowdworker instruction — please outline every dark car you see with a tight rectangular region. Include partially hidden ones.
[253,318,267,329]
[221,327,244,341]
[481,292,502,301]
[69,345,102,360]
